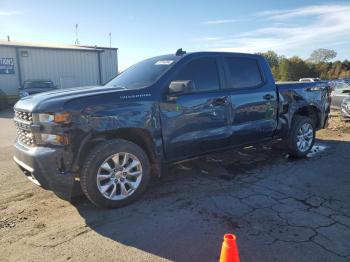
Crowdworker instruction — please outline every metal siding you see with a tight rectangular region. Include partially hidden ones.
[100,49,118,84]
[0,46,20,95]
[19,48,100,89]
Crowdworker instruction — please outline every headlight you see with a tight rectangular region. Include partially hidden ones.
[38,113,55,123]
[38,113,70,123]
[40,134,66,145]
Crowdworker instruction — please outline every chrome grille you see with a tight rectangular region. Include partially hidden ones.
[14,110,35,146]
[16,128,35,146]
[14,110,33,123]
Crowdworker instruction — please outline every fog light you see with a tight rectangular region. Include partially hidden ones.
[40,134,64,145]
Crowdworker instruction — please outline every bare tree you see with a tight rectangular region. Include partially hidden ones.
[308,48,337,63]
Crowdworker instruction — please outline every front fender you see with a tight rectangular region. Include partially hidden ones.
[70,101,164,172]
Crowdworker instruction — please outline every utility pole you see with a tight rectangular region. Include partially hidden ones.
[75,24,79,45]
[109,32,111,48]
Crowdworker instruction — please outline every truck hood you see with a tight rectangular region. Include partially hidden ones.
[14,85,131,112]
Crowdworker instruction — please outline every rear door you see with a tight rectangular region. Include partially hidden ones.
[223,55,278,146]
[159,55,231,161]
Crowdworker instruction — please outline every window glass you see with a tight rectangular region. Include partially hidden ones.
[337,83,349,89]
[172,57,220,92]
[105,55,179,89]
[226,57,263,88]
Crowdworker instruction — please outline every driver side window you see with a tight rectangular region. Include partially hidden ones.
[172,57,220,92]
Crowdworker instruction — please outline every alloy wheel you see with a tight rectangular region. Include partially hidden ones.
[96,152,143,200]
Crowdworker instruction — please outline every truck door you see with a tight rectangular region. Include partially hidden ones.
[223,55,278,146]
[159,56,231,161]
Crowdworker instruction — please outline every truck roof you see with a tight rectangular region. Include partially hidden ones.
[158,51,262,63]
[179,51,261,58]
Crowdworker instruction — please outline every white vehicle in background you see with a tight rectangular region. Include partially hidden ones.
[299,78,321,82]
[331,80,350,109]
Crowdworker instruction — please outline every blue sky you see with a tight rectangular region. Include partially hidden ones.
[1,0,350,70]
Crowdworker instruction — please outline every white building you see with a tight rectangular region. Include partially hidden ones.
[0,41,118,103]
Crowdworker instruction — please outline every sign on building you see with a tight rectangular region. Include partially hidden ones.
[0,58,15,74]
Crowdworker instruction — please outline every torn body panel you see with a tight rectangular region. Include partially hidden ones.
[276,82,330,138]
[65,96,164,175]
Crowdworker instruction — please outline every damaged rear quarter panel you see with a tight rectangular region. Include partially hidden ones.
[277,82,330,136]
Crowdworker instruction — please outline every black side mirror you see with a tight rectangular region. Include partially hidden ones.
[168,80,195,95]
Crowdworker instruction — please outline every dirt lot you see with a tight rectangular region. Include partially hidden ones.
[1,110,350,262]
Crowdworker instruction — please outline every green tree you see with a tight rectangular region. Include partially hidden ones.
[315,62,330,79]
[288,56,311,80]
[256,49,349,81]
[328,61,343,79]
[256,50,279,68]
[271,66,280,81]
[277,58,291,81]
[308,48,337,63]
[276,56,313,81]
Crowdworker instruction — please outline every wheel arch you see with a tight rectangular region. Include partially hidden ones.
[292,105,322,129]
[74,128,160,176]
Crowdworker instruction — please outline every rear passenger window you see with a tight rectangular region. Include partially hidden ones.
[226,57,263,89]
[172,57,220,92]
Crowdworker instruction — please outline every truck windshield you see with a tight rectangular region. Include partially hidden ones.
[105,55,177,89]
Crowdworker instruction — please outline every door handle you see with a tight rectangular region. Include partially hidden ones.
[212,96,228,106]
[263,94,274,100]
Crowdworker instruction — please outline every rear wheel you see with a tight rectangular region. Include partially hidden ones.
[80,139,151,208]
[287,116,315,158]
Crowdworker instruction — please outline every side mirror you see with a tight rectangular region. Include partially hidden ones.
[168,80,195,95]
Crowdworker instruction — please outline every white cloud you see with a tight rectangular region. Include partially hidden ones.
[192,37,220,42]
[257,4,350,20]
[197,4,350,57]
[202,19,237,25]
[0,11,22,16]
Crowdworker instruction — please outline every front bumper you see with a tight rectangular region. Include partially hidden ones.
[13,141,80,200]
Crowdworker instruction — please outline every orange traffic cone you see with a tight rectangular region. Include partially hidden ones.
[219,234,240,262]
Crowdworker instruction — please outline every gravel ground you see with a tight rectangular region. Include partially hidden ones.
[0,109,350,262]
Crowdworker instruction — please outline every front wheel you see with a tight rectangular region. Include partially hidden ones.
[80,139,151,208]
[287,116,315,158]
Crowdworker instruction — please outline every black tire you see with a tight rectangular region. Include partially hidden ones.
[287,116,315,158]
[80,139,151,208]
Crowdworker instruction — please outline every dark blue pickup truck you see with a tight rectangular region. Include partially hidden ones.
[13,50,331,208]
